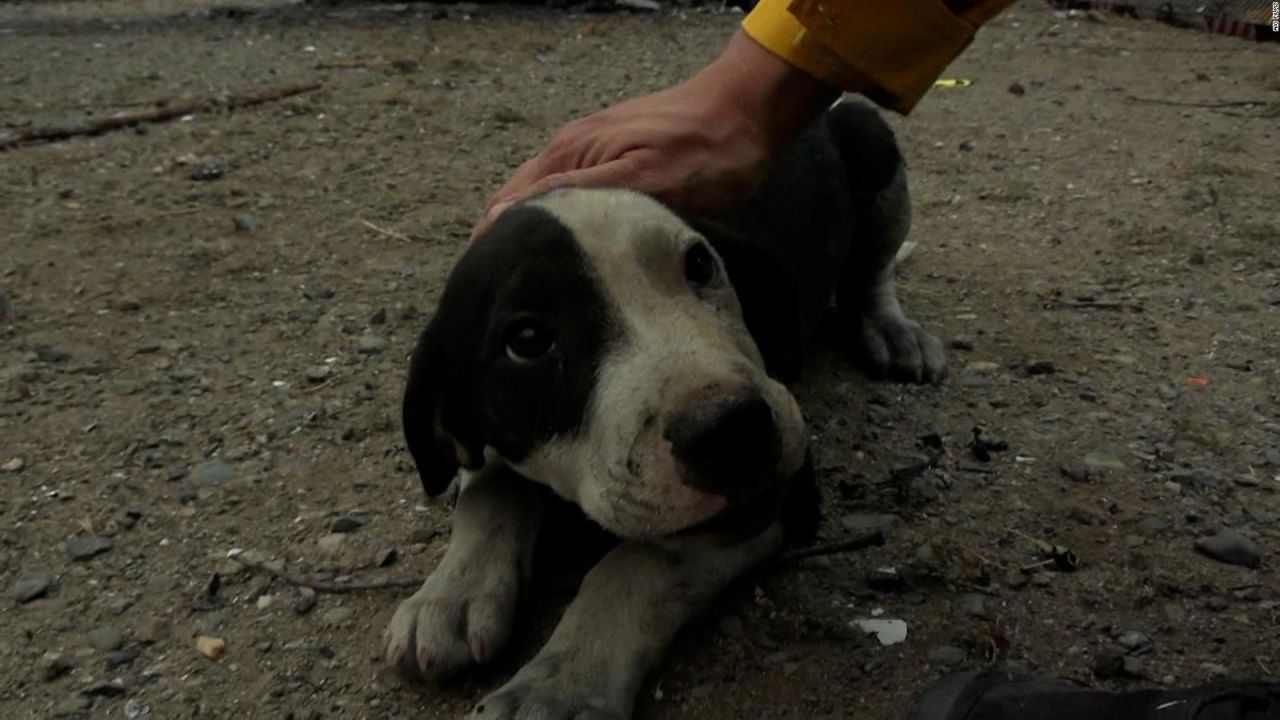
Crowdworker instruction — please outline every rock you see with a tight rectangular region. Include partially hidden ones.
[1083,448,1125,474]
[1030,573,1052,587]
[331,515,364,533]
[195,635,225,660]
[112,297,142,312]
[369,307,388,325]
[1024,360,1056,376]
[1201,662,1230,679]
[190,459,234,486]
[232,212,262,232]
[949,337,975,351]
[1008,81,1026,96]
[304,365,332,383]
[1116,630,1151,651]
[957,593,991,619]
[189,158,225,181]
[86,626,125,652]
[964,360,1000,374]
[1,457,24,472]
[292,588,317,615]
[1068,505,1106,526]
[927,645,966,667]
[52,696,92,716]
[105,646,141,668]
[40,651,74,681]
[1122,655,1148,678]
[357,335,388,354]
[124,699,152,719]
[841,513,900,534]
[1169,468,1220,492]
[867,566,906,592]
[35,344,73,363]
[13,570,55,603]
[1194,529,1262,568]
[374,547,398,567]
[83,678,127,697]
[322,607,354,625]
[852,618,908,646]
[66,534,114,561]
[316,533,346,554]
[1135,516,1170,536]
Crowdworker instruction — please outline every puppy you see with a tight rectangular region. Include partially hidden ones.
[384,100,945,719]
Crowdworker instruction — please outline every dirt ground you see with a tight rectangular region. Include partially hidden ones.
[2,0,1278,718]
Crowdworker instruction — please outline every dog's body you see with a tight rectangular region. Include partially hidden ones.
[385,100,945,719]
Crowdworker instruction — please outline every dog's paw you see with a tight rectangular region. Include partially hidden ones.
[855,311,947,384]
[383,553,518,681]
[468,656,625,720]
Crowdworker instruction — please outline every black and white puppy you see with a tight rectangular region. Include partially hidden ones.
[384,100,945,719]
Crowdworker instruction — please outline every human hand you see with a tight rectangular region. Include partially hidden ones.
[471,30,839,240]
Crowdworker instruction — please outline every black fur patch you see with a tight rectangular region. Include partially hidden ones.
[402,206,615,495]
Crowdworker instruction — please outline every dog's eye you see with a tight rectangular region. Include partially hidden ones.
[684,242,717,289]
[504,320,556,362]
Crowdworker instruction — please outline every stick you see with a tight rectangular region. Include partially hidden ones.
[772,531,885,566]
[1042,299,1145,313]
[227,549,423,594]
[0,80,322,151]
[1126,95,1272,110]
[358,218,414,242]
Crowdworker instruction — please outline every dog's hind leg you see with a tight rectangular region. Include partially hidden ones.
[384,462,547,680]
[469,523,787,720]
[829,100,947,384]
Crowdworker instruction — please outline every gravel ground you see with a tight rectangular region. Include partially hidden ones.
[1,1,1278,718]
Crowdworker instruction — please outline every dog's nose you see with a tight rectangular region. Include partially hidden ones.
[664,389,780,494]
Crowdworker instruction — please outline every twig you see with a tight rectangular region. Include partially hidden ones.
[1042,299,1145,313]
[1126,95,1271,110]
[358,218,414,242]
[773,531,885,566]
[0,80,322,151]
[227,549,423,594]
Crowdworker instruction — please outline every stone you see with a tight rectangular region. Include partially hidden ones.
[292,587,317,615]
[86,626,125,652]
[52,696,92,716]
[331,515,364,533]
[867,566,906,592]
[1194,529,1262,568]
[927,645,966,667]
[195,635,225,660]
[232,213,262,232]
[1083,448,1125,474]
[1,457,24,472]
[357,335,388,354]
[965,361,1000,374]
[1025,360,1056,375]
[1116,630,1150,651]
[317,533,346,554]
[105,646,141,668]
[322,607,354,625]
[13,571,55,603]
[66,534,114,561]
[1068,505,1106,526]
[35,344,73,363]
[374,547,398,567]
[304,365,332,383]
[40,651,74,681]
[957,593,991,619]
[852,618,908,646]
[190,459,234,486]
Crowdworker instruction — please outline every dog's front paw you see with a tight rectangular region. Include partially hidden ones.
[383,553,518,681]
[855,311,947,384]
[468,653,626,720]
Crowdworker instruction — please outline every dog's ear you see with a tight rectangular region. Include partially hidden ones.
[401,317,485,497]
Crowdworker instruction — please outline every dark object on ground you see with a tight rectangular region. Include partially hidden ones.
[907,670,1280,719]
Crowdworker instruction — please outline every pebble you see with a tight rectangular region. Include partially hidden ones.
[1170,468,1220,492]
[331,515,364,533]
[927,645,966,667]
[1,457,24,472]
[105,646,141,668]
[964,360,1000,374]
[1030,573,1052,587]
[195,635,225,660]
[86,626,125,652]
[1194,529,1262,568]
[357,335,388,354]
[317,533,346,554]
[867,566,906,592]
[1067,505,1106,526]
[35,344,73,363]
[322,607,354,625]
[189,158,225,181]
[374,547,398,567]
[369,307,388,325]
[1083,448,1125,474]
[957,593,991,619]
[1060,461,1092,483]
[83,678,127,697]
[40,651,74,681]
[292,587,318,615]
[305,365,332,383]
[66,534,114,561]
[1024,359,1056,375]
[190,459,234,486]
[232,212,262,232]
[124,699,153,719]
[13,570,55,603]
[52,696,92,716]
[1116,630,1151,651]
[1122,655,1148,678]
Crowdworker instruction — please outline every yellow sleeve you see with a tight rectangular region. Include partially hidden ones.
[742,0,1017,113]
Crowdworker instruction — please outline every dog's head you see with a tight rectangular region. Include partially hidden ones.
[403,188,807,539]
